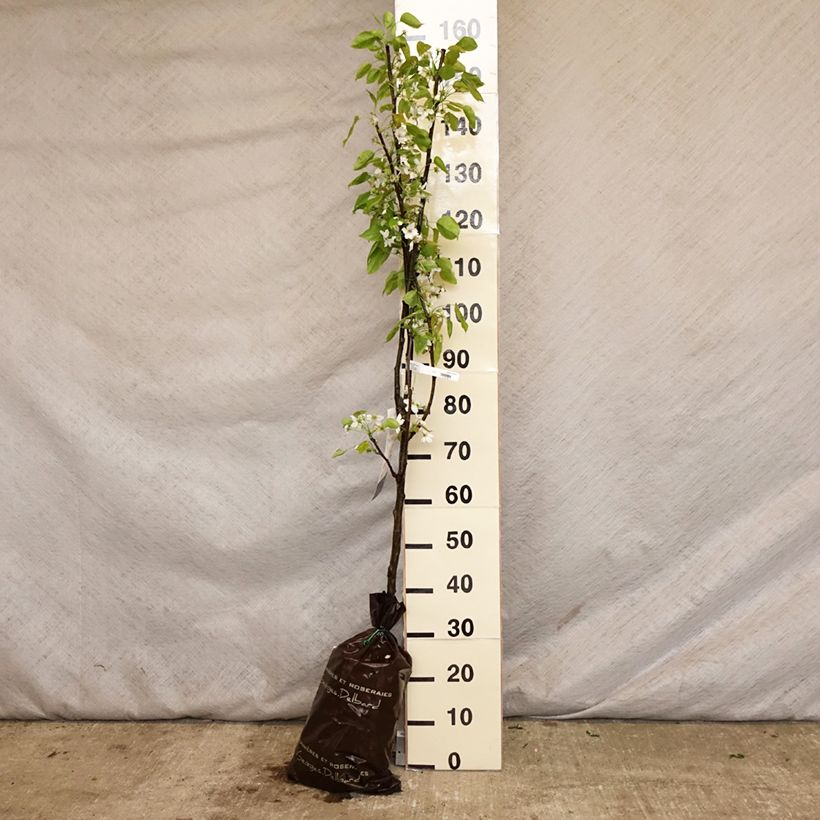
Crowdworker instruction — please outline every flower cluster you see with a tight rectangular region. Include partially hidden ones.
[336,397,434,461]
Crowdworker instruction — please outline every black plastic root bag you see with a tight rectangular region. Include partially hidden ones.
[287,592,412,794]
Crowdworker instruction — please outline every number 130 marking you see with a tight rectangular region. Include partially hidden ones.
[444,162,482,184]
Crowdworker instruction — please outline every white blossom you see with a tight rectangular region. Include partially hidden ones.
[401,223,420,244]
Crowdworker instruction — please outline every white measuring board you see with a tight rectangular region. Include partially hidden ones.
[395,0,502,772]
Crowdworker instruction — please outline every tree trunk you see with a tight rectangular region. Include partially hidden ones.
[386,466,406,597]
[386,325,414,596]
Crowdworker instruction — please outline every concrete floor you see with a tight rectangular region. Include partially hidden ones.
[1,720,818,819]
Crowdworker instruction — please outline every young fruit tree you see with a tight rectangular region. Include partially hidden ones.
[337,10,484,599]
[287,12,485,795]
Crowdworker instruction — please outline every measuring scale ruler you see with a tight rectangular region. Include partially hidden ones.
[394,0,502,771]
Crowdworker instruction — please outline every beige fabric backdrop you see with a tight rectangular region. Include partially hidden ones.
[1,0,818,720]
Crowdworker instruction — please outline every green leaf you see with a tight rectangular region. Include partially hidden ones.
[433,156,447,174]
[383,11,395,28]
[436,214,460,240]
[367,242,391,274]
[360,223,381,241]
[438,257,457,285]
[355,440,373,453]
[366,66,381,84]
[348,171,370,187]
[461,70,484,88]
[406,123,432,150]
[446,316,454,337]
[386,321,401,342]
[454,303,468,332]
[332,448,347,458]
[414,333,429,355]
[399,12,422,28]
[382,418,400,429]
[398,56,418,75]
[353,149,374,170]
[403,290,420,306]
[383,269,404,295]
[343,116,359,148]
[439,64,456,80]
[355,62,371,80]
[460,104,477,131]
[457,71,484,101]
[352,191,370,213]
[433,336,442,366]
[456,36,478,51]
[419,241,438,258]
[417,41,431,55]
[352,31,379,49]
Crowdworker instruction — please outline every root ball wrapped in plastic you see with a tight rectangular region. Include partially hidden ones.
[287,593,412,794]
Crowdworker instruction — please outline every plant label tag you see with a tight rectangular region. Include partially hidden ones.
[409,360,461,381]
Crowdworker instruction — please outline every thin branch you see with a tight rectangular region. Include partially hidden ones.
[374,122,397,176]
[367,432,397,479]
[412,376,437,432]
[393,303,407,414]
[414,48,448,235]
[385,44,399,127]
[374,122,407,220]
[402,325,414,413]
[406,48,449,433]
